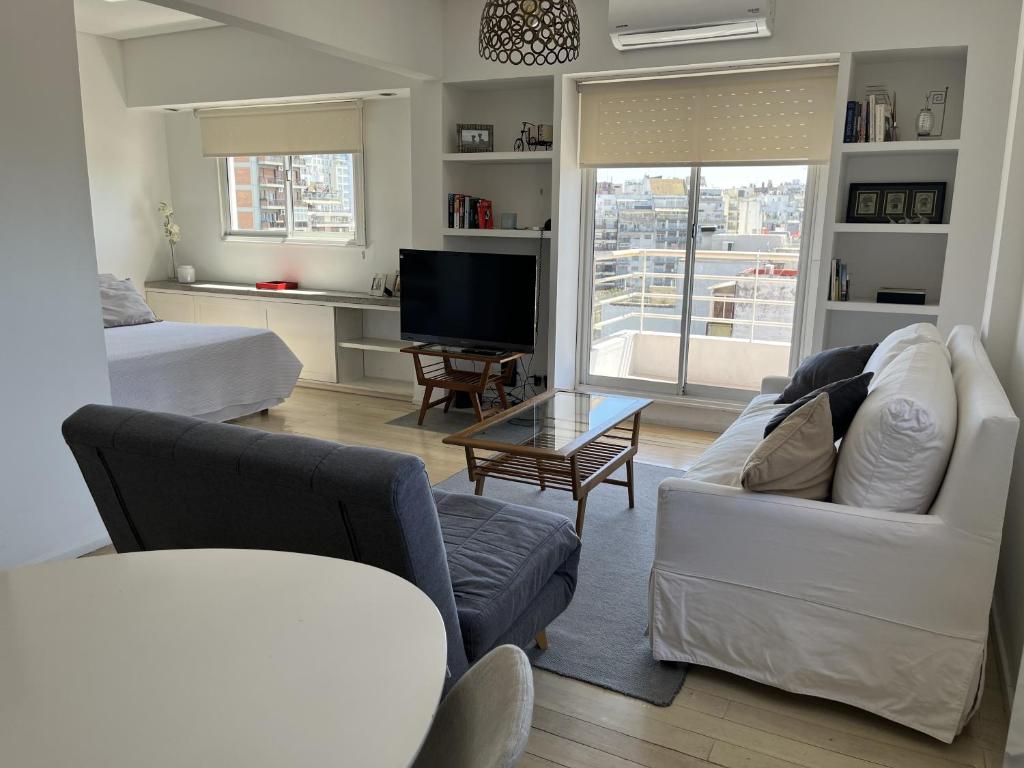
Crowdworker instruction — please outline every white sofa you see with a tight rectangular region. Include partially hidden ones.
[649,326,1019,742]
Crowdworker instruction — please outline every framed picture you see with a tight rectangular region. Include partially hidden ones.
[456,124,494,153]
[846,182,947,224]
[369,273,387,297]
[883,189,907,218]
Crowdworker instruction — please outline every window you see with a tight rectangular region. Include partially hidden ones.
[581,164,815,398]
[223,153,364,245]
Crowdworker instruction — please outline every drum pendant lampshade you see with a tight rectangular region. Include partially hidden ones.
[479,0,581,66]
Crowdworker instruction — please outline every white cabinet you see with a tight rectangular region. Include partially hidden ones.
[195,296,267,329]
[266,302,338,383]
[146,291,196,323]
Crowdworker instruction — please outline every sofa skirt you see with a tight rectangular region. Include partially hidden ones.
[648,568,985,743]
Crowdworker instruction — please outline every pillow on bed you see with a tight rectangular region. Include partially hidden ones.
[99,276,157,328]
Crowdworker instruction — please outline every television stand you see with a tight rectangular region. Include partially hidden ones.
[401,344,524,425]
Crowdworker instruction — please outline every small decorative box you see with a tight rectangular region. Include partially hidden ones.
[255,281,298,291]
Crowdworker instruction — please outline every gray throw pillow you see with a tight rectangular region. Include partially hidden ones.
[99,276,157,328]
[777,343,876,404]
[765,372,873,441]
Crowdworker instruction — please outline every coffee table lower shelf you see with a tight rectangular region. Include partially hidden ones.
[466,436,638,536]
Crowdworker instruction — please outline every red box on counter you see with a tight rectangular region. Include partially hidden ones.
[256,281,299,290]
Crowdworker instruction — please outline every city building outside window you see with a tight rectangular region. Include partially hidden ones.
[223,153,364,245]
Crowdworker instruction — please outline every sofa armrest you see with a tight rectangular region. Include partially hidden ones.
[760,375,790,395]
[655,478,996,636]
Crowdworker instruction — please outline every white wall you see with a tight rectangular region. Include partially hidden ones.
[163,97,412,291]
[121,25,417,109]
[1,0,112,567]
[990,2,1024,720]
[441,0,1022,346]
[144,0,444,79]
[78,32,174,286]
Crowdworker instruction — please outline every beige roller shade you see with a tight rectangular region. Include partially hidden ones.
[199,101,363,157]
[579,67,837,166]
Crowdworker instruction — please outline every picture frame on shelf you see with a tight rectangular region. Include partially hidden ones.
[846,182,947,224]
[456,124,494,153]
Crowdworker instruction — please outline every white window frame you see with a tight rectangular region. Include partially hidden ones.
[218,153,366,247]
[576,162,823,401]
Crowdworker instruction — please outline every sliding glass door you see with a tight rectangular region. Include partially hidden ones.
[582,164,811,398]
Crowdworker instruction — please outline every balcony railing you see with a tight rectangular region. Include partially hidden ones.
[591,248,799,343]
[589,248,799,390]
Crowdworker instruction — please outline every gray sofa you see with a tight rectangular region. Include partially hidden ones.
[62,405,581,688]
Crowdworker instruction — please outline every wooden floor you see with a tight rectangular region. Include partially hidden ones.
[107,386,1011,767]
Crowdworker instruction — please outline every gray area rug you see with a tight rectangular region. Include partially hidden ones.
[386,408,479,435]
[435,462,689,706]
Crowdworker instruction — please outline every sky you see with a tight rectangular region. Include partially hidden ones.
[597,165,808,189]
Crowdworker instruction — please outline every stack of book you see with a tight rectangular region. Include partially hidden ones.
[829,258,850,301]
[448,194,494,229]
[843,93,895,143]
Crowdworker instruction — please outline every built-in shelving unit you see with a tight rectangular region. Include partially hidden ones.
[442,151,552,165]
[338,337,406,353]
[442,228,549,239]
[825,300,940,316]
[830,223,951,234]
[815,46,967,350]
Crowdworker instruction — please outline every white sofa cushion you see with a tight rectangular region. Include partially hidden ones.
[833,343,957,514]
[685,394,783,486]
[864,323,950,381]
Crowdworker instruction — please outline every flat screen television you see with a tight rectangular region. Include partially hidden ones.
[399,249,537,353]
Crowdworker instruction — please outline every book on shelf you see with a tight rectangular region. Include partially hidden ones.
[447,193,495,229]
[829,258,850,301]
[844,93,894,143]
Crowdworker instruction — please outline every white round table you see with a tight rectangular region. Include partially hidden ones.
[0,549,447,768]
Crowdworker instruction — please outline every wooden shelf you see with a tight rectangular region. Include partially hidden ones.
[443,151,553,165]
[338,337,406,353]
[336,376,410,397]
[826,300,940,316]
[443,228,549,239]
[839,139,961,156]
[831,223,950,235]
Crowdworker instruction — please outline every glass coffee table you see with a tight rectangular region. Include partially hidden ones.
[443,390,652,536]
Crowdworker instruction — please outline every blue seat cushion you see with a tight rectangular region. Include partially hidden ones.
[433,489,581,662]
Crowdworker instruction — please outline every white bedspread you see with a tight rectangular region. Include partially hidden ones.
[105,322,303,421]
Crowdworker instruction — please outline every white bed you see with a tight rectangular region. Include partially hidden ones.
[105,321,303,422]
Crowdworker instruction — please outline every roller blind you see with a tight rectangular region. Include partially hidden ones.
[198,101,363,157]
[579,67,837,166]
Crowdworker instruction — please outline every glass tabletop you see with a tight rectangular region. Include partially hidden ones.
[445,391,652,456]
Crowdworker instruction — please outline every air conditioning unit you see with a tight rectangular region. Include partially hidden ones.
[609,0,775,50]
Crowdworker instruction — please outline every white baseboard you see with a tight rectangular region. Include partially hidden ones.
[992,600,1018,713]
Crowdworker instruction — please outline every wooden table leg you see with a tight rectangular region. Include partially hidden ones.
[496,380,510,410]
[535,630,549,650]
[575,494,588,537]
[417,385,434,426]
[471,392,484,422]
[443,392,453,413]
[626,458,635,509]
[474,476,486,496]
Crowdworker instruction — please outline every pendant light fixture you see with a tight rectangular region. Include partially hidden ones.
[479,0,581,66]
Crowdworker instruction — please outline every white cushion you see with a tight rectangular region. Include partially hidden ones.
[99,276,157,328]
[685,394,783,486]
[833,343,957,514]
[864,323,950,381]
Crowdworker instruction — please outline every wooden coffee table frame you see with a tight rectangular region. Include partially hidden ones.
[443,393,649,536]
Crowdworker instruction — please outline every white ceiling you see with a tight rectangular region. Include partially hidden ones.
[74,0,222,40]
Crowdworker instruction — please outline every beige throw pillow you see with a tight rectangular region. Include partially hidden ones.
[741,393,837,500]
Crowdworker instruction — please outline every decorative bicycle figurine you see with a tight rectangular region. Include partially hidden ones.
[514,121,539,152]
